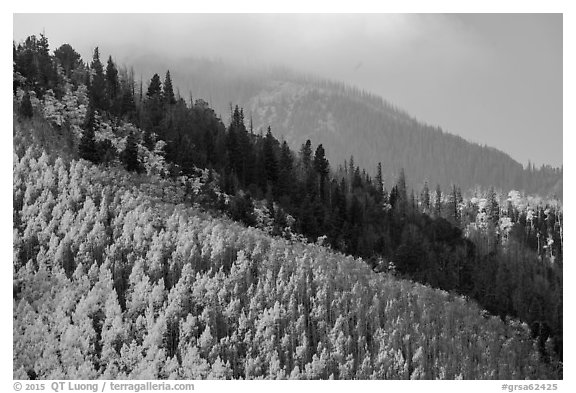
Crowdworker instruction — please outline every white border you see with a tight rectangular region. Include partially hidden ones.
[3,1,573,391]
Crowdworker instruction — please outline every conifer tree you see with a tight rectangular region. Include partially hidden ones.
[53,43,82,78]
[122,131,140,173]
[278,141,294,200]
[36,33,55,93]
[421,181,430,211]
[105,56,119,113]
[79,104,99,163]
[375,162,384,203]
[263,126,279,189]
[300,140,314,196]
[147,73,162,98]
[313,144,330,200]
[145,73,164,133]
[89,47,107,111]
[450,184,460,226]
[226,107,243,176]
[434,184,442,217]
[313,144,329,179]
[487,187,500,225]
[300,140,313,171]
[395,169,408,217]
[163,70,176,105]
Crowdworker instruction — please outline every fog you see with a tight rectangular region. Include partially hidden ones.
[13,13,562,167]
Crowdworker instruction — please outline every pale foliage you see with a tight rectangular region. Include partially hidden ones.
[13,146,559,380]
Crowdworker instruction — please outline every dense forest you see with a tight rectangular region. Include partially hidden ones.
[13,34,562,379]
[123,55,563,197]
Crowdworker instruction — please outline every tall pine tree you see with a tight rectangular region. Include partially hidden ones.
[313,144,330,200]
[122,131,140,172]
[105,56,119,114]
[79,103,99,163]
[163,70,176,105]
[89,47,107,111]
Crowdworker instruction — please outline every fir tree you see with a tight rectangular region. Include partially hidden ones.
[144,74,164,133]
[163,70,176,105]
[36,33,54,93]
[277,141,294,200]
[375,162,384,203]
[313,144,330,200]
[300,140,313,171]
[450,184,460,226]
[395,168,408,217]
[105,56,119,113]
[53,43,82,78]
[79,104,99,163]
[487,187,500,225]
[147,73,162,98]
[434,184,442,217]
[263,126,279,188]
[122,131,140,172]
[421,181,430,211]
[89,47,107,111]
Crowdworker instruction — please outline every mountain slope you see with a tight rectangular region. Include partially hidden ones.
[13,113,560,379]
[124,55,562,197]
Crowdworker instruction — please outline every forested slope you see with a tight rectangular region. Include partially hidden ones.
[125,55,562,197]
[13,122,560,379]
[12,35,562,380]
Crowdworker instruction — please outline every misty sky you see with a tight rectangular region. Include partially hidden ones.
[13,13,563,167]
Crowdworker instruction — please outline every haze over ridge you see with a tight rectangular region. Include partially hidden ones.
[13,13,563,167]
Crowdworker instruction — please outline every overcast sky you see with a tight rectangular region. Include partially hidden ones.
[13,13,563,167]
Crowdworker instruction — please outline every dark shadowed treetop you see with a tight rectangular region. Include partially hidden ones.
[163,70,176,105]
[53,43,82,76]
[147,73,162,98]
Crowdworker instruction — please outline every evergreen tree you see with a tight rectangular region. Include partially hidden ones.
[450,184,460,226]
[263,126,279,189]
[147,73,162,98]
[163,71,176,105]
[375,162,384,203]
[36,33,55,93]
[277,141,294,200]
[89,47,107,111]
[105,56,119,113]
[395,169,408,217]
[313,144,330,200]
[313,144,329,179]
[122,131,140,172]
[226,107,243,177]
[300,140,314,197]
[487,187,500,226]
[79,104,99,163]
[421,181,430,211]
[434,184,442,217]
[53,43,82,78]
[300,140,313,171]
[145,74,164,133]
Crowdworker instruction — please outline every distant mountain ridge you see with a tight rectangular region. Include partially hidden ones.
[123,54,562,198]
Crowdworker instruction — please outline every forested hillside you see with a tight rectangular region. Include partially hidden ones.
[13,125,560,380]
[124,55,562,197]
[13,34,562,379]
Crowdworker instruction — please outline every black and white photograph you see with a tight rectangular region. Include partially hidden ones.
[9,6,568,387]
